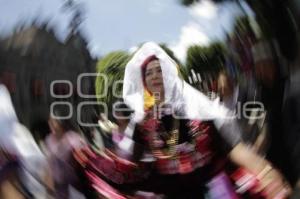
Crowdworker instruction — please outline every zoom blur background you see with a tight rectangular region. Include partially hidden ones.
[1,0,300,176]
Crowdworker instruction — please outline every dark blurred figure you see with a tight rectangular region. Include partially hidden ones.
[283,51,300,198]
[218,71,268,152]
[251,40,295,184]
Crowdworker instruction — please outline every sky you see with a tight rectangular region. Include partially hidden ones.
[0,0,252,62]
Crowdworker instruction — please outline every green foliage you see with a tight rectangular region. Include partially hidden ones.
[185,42,226,76]
[95,51,131,110]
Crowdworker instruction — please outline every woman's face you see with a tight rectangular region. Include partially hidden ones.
[145,59,164,98]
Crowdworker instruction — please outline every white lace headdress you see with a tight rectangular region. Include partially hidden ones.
[123,42,231,127]
[117,42,238,154]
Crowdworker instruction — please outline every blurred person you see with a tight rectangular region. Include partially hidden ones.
[217,71,268,154]
[251,40,294,184]
[114,42,291,198]
[77,107,107,154]
[111,100,133,145]
[44,108,94,199]
[89,115,106,153]
[94,101,132,151]
[282,54,300,198]
[0,84,48,199]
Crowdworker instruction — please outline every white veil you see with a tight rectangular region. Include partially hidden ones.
[119,42,241,154]
[123,42,231,128]
[0,84,44,158]
[0,84,19,152]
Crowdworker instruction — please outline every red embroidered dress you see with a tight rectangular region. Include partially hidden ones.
[137,110,218,175]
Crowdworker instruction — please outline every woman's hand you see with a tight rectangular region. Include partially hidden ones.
[256,166,291,199]
[229,142,291,198]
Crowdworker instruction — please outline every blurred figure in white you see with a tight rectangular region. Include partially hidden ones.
[0,84,47,199]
